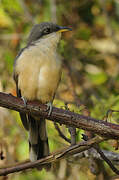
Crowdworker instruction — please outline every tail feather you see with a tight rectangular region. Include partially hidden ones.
[28,115,50,170]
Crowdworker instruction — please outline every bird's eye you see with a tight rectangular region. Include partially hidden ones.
[43,28,50,34]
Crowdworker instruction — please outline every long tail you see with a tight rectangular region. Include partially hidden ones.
[28,115,51,170]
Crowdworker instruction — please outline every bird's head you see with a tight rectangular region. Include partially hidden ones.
[27,22,72,45]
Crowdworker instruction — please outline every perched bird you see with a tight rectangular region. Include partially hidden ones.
[13,22,71,169]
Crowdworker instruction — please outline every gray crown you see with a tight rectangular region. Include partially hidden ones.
[27,22,61,45]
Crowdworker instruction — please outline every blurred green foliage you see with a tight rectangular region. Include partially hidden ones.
[1,0,119,179]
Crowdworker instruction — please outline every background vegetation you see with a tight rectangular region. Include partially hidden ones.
[1,0,119,179]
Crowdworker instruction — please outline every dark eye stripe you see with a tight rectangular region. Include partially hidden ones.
[43,27,51,34]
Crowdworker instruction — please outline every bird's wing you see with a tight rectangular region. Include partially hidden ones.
[13,48,29,131]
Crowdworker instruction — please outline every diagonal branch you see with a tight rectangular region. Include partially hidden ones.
[0,92,119,139]
[83,134,119,175]
[0,136,104,176]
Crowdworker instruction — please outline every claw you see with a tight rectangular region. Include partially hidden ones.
[21,96,27,107]
[46,102,53,116]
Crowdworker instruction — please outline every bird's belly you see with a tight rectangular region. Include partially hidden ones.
[37,65,61,103]
[17,55,61,102]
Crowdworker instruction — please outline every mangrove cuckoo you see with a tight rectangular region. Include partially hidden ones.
[13,22,71,169]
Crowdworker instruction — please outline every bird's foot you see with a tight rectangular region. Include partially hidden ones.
[46,102,53,116]
[21,96,27,107]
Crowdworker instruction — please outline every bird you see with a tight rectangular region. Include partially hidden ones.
[13,22,72,170]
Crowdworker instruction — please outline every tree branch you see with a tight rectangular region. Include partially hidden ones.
[74,149,119,165]
[0,92,119,139]
[83,134,119,175]
[0,136,103,176]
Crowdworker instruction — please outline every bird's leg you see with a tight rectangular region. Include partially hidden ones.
[46,102,53,116]
[21,96,27,107]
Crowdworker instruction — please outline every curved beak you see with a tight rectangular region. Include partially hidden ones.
[58,26,72,33]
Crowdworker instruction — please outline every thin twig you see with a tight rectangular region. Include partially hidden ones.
[83,135,119,175]
[74,149,119,165]
[54,122,71,144]
[95,145,119,175]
